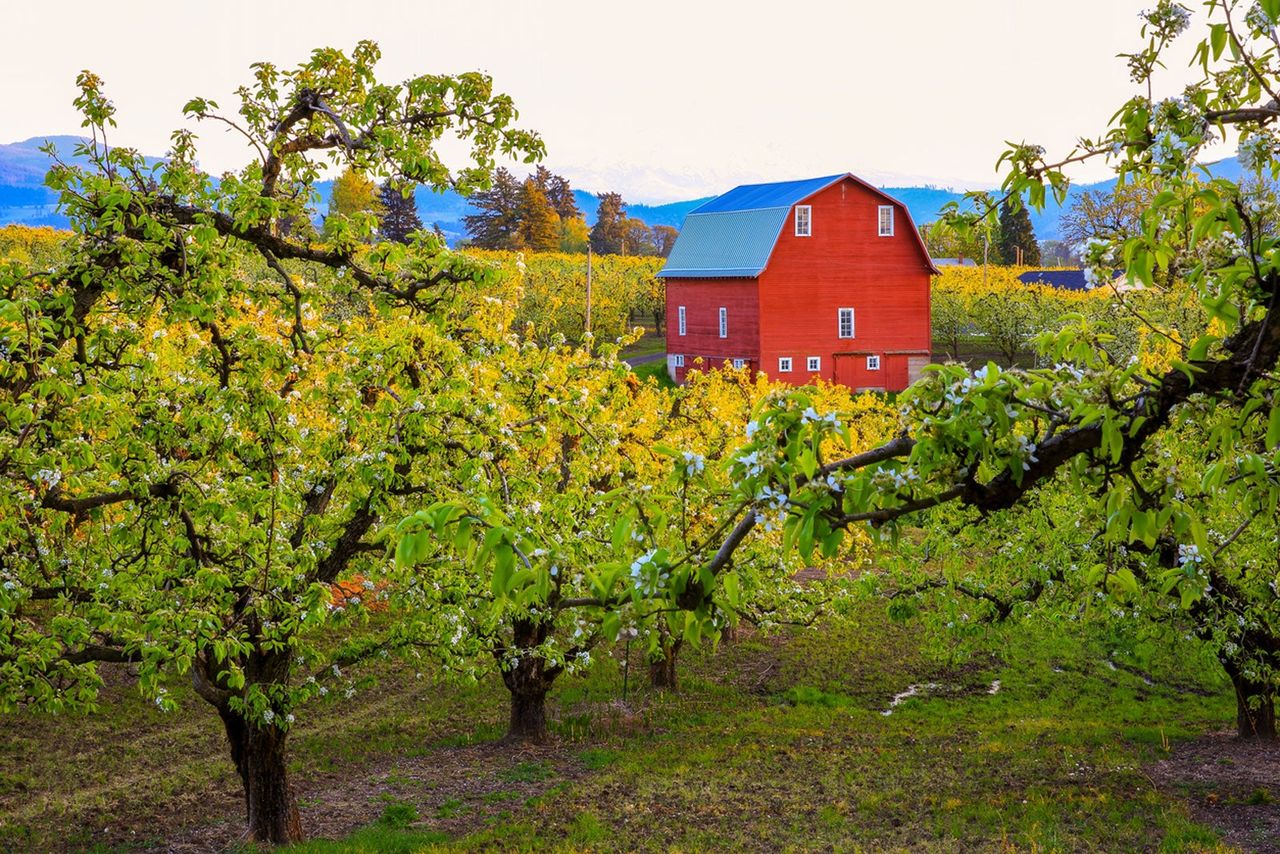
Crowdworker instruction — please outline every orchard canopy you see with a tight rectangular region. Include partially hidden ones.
[9,0,1280,845]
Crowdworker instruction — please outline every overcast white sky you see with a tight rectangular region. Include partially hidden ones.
[1,0,1224,202]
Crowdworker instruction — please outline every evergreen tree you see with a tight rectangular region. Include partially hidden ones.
[463,167,524,249]
[590,192,627,254]
[377,180,424,244]
[532,165,581,221]
[517,178,561,252]
[996,200,1040,266]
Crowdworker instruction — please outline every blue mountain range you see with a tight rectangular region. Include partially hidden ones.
[0,135,1248,244]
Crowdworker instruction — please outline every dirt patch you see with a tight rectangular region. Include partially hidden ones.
[1147,731,1280,853]
[164,740,593,852]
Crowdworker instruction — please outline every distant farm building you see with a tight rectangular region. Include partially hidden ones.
[1017,269,1140,292]
[934,257,978,267]
[659,174,937,392]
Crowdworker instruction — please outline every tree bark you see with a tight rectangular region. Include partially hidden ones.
[507,685,550,743]
[215,706,303,843]
[649,636,682,691]
[498,618,559,744]
[196,648,304,845]
[1225,663,1278,741]
[218,708,304,843]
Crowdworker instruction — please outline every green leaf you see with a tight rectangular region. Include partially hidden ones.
[1268,405,1280,450]
[1110,567,1138,597]
[1187,334,1218,362]
[1210,23,1228,60]
[453,517,474,555]
[722,571,741,608]
[394,534,416,568]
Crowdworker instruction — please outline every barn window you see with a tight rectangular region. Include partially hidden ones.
[867,355,881,371]
[795,205,811,237]
[719,307,728,338]
[838,307,855,339]
[732,358,746,369]
[673,354,685,367]
[807,356,821,372]
[878,205,895,237]
[678,305,686,336]
[778,357,793,372]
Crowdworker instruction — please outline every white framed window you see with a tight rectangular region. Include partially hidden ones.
[795,205,812,237]
[838,307,855,339]
[732,358,746,369]
[719,307,728,338]
[673,354,685,367]
[867,355,881,371]
[778,357,793,372]
[807,356,821,372]
[678,305,686,336]
[878,205,895,237]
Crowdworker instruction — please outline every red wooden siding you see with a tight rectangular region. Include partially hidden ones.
[756,178,931,391]
[664,277,759,383]
[663,175,932,393]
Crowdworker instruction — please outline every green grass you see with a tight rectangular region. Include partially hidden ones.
[0,600,1238,852]
[630,358,675,388]
[618,330,666,360]
[273,824,449,854]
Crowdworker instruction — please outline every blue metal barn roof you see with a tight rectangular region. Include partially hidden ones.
[659,173,937,279]
[688,174,847,215]
[658,207,793,278]
[660,175,849,279]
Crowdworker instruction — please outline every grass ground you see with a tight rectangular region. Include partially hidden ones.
[630,358,674,388]
[3,599,1267,853]
[618,331,665,361]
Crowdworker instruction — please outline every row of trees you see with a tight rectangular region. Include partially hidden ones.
[12,3,1280,847]
[467,249,665,344]
[462,165,586,252]
[928,264,1203,367]
[463,170,677,257]
[586,191,678,257]
[925,168,1279,270]
[317,168,428,244]
[0,49,877,844]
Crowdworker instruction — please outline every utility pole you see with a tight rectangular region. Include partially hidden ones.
[982,226,990,289]
[585,245,593,342]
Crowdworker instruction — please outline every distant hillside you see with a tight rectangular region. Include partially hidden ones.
[0,136,170,228]
[0,134,1248,244]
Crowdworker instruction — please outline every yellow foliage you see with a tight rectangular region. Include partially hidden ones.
[0,225,69,265]
[465,249,664,345]
[932,265,1103,300]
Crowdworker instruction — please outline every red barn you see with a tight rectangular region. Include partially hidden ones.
[660,174,937,391]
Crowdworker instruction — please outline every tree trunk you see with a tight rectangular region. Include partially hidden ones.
[218,708,304,843]
[508,686,550,743]
[498,618,558,744]
[1226,665,1278,740]
[649,636,682,691]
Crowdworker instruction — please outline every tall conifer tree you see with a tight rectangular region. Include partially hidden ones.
[463,167,524,249]
[377,181,424,244]
[589,192,627,255]
[996,200,1041,266]
[518,178,561,252]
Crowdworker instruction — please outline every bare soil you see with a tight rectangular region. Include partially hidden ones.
[1148,731,1280,853]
